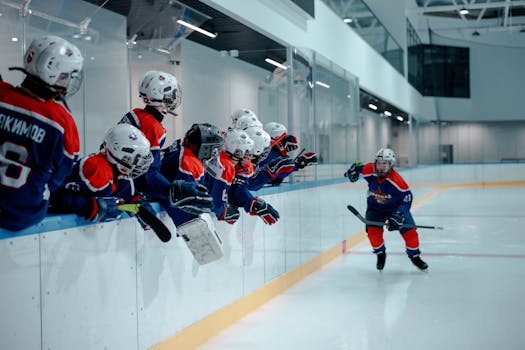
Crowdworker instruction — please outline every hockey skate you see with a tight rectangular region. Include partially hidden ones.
[376,251,386,270]
[410,255,428,270]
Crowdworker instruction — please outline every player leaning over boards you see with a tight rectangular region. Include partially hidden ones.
[119,70,212,214]
[344,148,428,271]
[48,124,152,222]
[0,35,83,231]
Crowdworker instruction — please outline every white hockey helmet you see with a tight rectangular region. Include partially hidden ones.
[23,35,84,96]
[235,113,263,130]
[244,126,271,157]
[264,121,287,139]
[103,124,153,178]
[374,147,396,177]
[139,70,181,112]
[231,108,257,126]
[223,129,254,160]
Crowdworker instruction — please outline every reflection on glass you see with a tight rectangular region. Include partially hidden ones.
[322,0,404,75]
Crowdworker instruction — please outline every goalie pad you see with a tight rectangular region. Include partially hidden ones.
[177,217,223,265]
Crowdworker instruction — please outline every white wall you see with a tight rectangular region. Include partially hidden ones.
[431,35,525,122]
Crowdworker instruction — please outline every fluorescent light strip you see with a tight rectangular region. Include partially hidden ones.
[383,110,392,116]
[396,116,404,121]
[265,58,287,70]
[368,103,378,110]
[177,19,217,38]
[315,81,330,89]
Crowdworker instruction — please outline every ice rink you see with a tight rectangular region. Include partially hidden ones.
[197,182,525,350]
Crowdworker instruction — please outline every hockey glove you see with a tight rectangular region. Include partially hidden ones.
[265,157,296,179]
[168,180,213,215]
[88,197,122,222]
[344,162,361,182]
[295,152,318,169]
[276,134,298,153]
[221,204,240,224]
[387,211,404,231]
[248,197,280,225]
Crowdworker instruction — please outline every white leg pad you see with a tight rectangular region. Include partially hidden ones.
[177,217,223,265]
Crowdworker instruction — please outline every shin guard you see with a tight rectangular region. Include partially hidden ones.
[367,226,385,253]
[401,228,420,256]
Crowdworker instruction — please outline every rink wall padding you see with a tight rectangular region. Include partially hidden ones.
[1,164,525,350]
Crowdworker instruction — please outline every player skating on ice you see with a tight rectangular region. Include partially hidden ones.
[344,148,428,271]
[119,70,212,214]
[48,124,152,222]
[0,35,83,231]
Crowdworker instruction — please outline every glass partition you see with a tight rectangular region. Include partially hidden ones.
[0,0,129,155]
[321,0,404,75]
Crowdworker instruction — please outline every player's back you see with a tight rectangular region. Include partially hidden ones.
[0,81,79,230]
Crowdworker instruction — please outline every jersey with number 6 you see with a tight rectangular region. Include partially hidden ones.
[0,81,80,231]
[359,162,413,215]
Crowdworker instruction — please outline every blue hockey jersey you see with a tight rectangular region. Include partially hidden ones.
[0,81,80,231]
[358,162,413,215]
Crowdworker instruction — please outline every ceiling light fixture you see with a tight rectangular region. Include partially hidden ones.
[343,18,352,23]
[177,19,217,39]
[368,103,378,110]
[315,81,331,89]
[396,116,404,121]
[459,8,469,15]
[383,110,392,117]
[265,58,287,70]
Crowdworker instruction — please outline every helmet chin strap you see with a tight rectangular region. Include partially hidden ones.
[11,67,63,101]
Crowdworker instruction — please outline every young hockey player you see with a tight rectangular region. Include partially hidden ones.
[0,35,84,231]
[344,147,428,271]
[227,130,280,226]
[119,70,212,214]
[160,123,223,224]
[204,128,253,225]
[48,124,152,222]
[160,123,225,264]
[248,121,317,191]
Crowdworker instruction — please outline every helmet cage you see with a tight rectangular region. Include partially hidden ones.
[374,148,396,177]
[223,129,254,161]
[103,124,153,178]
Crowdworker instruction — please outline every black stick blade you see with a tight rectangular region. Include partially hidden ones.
[137,205,172,242]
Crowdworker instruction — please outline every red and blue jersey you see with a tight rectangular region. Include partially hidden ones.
[229,157,257,213]
[160,139,206,225]
[358,162,413,215]
[48,152,134,219]
[119,106,169,199]
[204,150,236,219]
[0,81,80,231]
[249,147,296,191]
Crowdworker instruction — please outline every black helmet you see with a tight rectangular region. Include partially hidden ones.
[183,123,224,161]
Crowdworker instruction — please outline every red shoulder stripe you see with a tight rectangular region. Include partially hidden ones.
[79,153,114,192]
[179,147,205,180]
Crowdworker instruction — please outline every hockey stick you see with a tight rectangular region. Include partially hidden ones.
[293,148,306,161]
[118,203,172,242]
[346,205,444,230]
